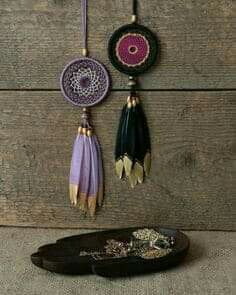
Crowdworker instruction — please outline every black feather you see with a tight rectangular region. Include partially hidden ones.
[115,104,127,161]
[135,103,146,164]
[123,103,136,163]
[136,102,151,153]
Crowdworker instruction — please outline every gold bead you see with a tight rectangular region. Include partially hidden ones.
[78,126,82,134]
[87,129,92,137]
[82,127,87,135]
[131,15,137,23]
[128,80,135,86]
[82,48,88,57]
[127,96,131,103]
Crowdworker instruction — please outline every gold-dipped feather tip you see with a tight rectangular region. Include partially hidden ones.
[69,184,79,206]
[128,169,138,188]
[88,196,97,217]
[97,185,104,207]
[133,161,144,184]
[115,159,124,179]
[78,192,88,212]
[144,152,151,176]
[123,155,132,177]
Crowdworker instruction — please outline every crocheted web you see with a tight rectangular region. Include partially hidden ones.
[116,33,150,67]
[108,23,158,76]
[61,58,109,107]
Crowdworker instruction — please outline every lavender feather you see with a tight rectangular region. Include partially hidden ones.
[69,134,84,185]
[78,135,91,200]
[69,134,85,205]
[88,135,99,197]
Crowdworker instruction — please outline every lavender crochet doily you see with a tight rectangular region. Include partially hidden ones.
[60,57,110,107]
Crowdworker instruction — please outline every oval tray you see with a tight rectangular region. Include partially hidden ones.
[31,227,189,277]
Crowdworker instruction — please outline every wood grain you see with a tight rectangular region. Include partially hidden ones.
[0,0,235,89]
[0,90,235,230]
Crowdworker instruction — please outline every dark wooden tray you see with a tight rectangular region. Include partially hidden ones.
[31,227,189,277]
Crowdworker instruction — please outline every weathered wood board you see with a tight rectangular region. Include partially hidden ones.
[0,0,235,89]
[0,91,235,230]
[0,0,235,230]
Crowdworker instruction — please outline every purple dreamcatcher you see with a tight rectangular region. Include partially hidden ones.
[60,0,110,217]
[61,58,109,107]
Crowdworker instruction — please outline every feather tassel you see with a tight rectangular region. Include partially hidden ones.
[69,112,104,216]
[115,94,151,187]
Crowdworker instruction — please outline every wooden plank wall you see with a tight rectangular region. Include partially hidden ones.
[0,0,235,230]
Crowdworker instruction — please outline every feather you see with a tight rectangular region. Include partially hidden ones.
[69,132,84,206]
[124,102,136,162]
[123,99,136,177]
[128,169,138,188]
[135,101,151,177]
[94,136,104,207]
[115,104,127,161]
[137,102,151,152]
[144,152,151,176]
[133,161,144,184]
[87,134,99,217]
[115,102,129,178]
[78,133,91,212]
[115,158,124,179]
[123,155,132,176]
[135,102,147,164]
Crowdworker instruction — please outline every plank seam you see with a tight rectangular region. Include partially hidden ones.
[0,88,236,92]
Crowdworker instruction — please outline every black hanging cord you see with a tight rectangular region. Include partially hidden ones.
[132,0,138,16]
[128,76,138,97]
[132,0,138,22]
